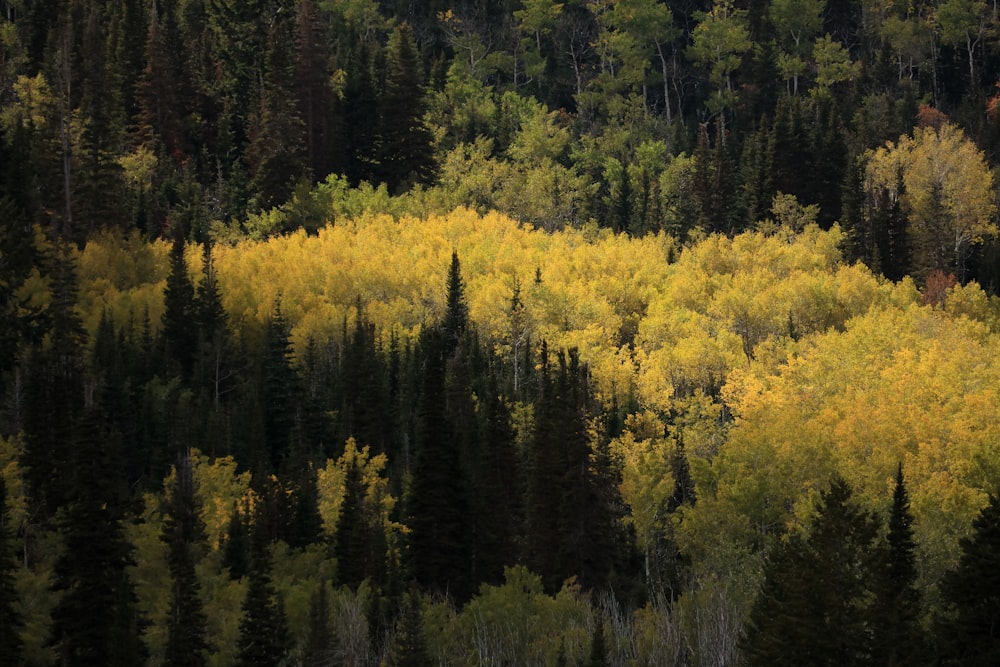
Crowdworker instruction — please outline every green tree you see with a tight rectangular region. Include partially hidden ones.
[0,475,23,667]
[935,489,1000,665]
[869,463,924,666]
[387,585,431,667]
[743,476,880,666]
[686,0,752,123]
[162,232,196,379]
[406,327,470,599]
[50,410,147,667]
[162,455,210,667]
[235,519,292,667]
[376,23,436,193]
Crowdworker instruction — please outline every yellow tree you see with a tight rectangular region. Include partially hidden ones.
[864,122,997,282]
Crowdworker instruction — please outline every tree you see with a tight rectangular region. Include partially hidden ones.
[162,232,196,378]
[863,122,997,282]
[443,250,469,353]
[869,463,924,666]
[406,327,470,599]
[0,476,23,667]
[686,1,752,123]
[936,489,1000,665]
[743,476,880,666]
[162,455,210,667]
[50,410,147,667]
[387,585,431,667]
[376,23,436,193]
[262,299,299,470]
[235,514,292,667]
[768,0,824,95]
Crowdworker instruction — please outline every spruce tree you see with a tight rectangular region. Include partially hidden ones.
[162,232,196,379]
[303,583,338,667]
[936,489,1000,665]
[194,242,231,409]
[0,476,23,667]
[50,410,147,666]
[376,23,436,193]
[869,463,924,666]
[406,326,471,599]
[589,616,608,667]
[235,516,292,667]
[443,251,468,354]
[387,586,431,667]
[743,476,880,666]
[262,299,299,470]
[162,455,210,667]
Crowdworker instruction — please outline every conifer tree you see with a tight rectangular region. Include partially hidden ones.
[0,476,23,667]
[195,242,231,409]
[162,232,196,379]
[406,327,470,600]
[22,240,87,520]
[376,23,436,193]
[262,299,299,470]
[743,476,880,666]
[235,511,292,667]
[387,586,432,667]
[936,489,1000,665]
[50,409,147,666]
[303,583,338,667]
[335,455,372,588]
[443,250,469,354]
[869,463,924,666]
[162,454,210,667]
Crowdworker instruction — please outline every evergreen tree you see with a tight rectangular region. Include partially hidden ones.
[406,327,470,600]
[303,584,338,667]
[443,250,469,354]
[162,232,196,379]
[743,476,880,666]
[376,23,436,193]
[262,299,299,470]
[387,586,431,667]
[195,242,232,409]
[0,476,23,667]
[334,455,378,588]
[162,454,210,667]
[936,489,1000,665]
[869,463,924,666]
[50,410,147,666]
[21,241,87,520]
[235,516,292,667]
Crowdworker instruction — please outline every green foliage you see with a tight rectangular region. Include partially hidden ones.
[936,489,1000,665]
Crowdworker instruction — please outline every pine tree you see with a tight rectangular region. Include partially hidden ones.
[387,586,432,667]
[743,476,880,666]
[0,476,24,667]
[303,584,338,667]
[406,327,470,600]
[376,23,436,193]
[235,514,292,667]
[50,409,147,666]
[162,454,210,667]
[869,463,924,666]
[195,242,231,409]
[262,299,299,470]
[936,489,1000,665]
[162,232,196,379]
[335,455,371,588]
[443,251,469,354]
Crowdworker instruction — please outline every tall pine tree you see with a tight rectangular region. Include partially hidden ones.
[869,463,924,666]
[743,476,880,666]
[162,454,210,667]
[935,488,1000,665]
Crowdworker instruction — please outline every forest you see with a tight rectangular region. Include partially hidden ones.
[2,0,1000,665]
